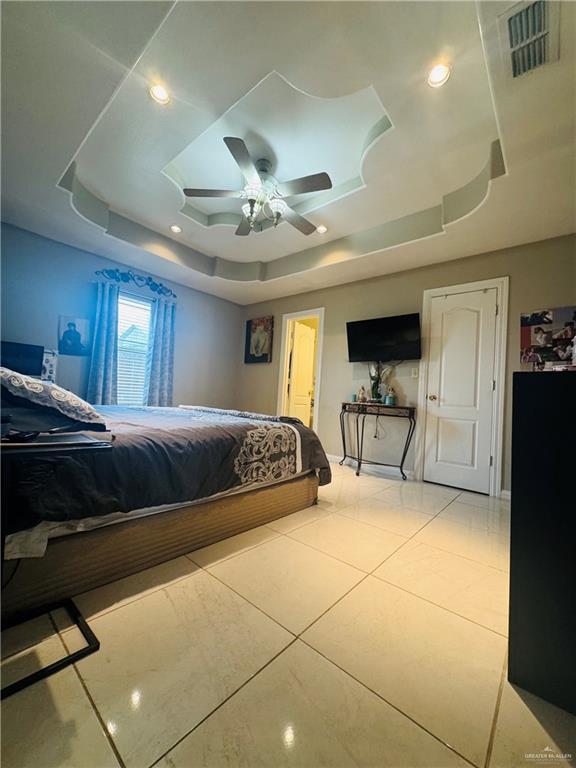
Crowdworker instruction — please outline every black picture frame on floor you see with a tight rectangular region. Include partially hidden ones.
[244,316,274,364]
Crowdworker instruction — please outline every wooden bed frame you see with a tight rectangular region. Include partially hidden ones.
[2,473,319,618]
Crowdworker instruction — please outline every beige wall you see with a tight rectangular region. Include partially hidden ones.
[1,224,244,408]
[238,235,576,491]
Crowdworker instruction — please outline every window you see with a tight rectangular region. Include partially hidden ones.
[117,293,152,406]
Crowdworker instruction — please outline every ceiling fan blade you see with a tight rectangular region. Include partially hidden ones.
[223,137,261,187]
[235,216,251,236]
[277,172,332,197]
[183,188,242,198]
[283,206,317,236]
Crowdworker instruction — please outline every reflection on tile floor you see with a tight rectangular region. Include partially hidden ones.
[2,464,574,768]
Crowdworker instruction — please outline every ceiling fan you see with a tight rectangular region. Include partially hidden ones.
[183,137,332,236]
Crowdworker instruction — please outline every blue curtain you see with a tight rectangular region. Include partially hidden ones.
[146,298,176,406]
[87,282,119,405]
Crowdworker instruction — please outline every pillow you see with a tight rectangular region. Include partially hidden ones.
[0,367,107,433]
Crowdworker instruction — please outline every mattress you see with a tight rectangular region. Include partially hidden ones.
[4,405,331,543]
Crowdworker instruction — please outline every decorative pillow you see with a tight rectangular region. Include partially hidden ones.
[0,367,107,432]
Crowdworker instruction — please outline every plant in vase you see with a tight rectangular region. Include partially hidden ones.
[368,362,395,401]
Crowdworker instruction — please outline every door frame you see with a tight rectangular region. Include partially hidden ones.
[414,277,509,496]
[276,307,325,433]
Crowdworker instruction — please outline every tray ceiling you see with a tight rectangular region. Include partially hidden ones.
[1,1,574,303]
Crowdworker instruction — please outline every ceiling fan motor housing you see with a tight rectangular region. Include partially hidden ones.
[255,158,273,175]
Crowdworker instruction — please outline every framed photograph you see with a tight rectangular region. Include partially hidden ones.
[244,316,274,364]
[58,316,91,356]
[520,306,575,367]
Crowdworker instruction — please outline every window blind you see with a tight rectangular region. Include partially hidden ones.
[117,293,153,406]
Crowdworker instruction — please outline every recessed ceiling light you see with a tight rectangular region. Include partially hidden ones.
[316,225,328,234]
[149,84,170,105]
[427,63,451,88]
[169,224,182,234]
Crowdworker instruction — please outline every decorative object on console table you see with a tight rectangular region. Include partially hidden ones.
[385,387,397,406]
[244,316,274,364]
[368,362,396,401]
[509,371,576,715]
[339,401,416,479]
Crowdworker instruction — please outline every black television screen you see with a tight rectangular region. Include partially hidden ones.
[346,313,421,363]
[1,341,44,376]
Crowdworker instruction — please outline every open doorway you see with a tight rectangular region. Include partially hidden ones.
[277,308,324,432]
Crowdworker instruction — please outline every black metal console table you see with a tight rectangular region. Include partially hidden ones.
[339,401,416,479]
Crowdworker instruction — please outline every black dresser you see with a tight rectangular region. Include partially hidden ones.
[509,371,576,714]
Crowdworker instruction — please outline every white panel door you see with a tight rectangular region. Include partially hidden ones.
[287,321,316,426]
[423,289,497,492]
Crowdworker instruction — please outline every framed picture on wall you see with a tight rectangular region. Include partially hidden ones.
[58,316,91,356]
[520,305,575,367]
[244,316,274,364]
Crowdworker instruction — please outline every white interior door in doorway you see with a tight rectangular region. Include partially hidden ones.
[422,285,503,494]
[277,308,325,434]
[287,321,316,426]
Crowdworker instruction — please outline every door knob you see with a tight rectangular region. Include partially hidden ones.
[428,394,438,401]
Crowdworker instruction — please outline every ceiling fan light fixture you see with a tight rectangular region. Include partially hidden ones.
[169,224,182,233]
[268,198,288,227]
[316,224,328,234]
[149,83,170,105]
[242,184,262,202]
[242,201,261,223]
[427,63,451,88]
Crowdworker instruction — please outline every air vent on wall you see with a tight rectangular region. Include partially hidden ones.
[499,0,560,78]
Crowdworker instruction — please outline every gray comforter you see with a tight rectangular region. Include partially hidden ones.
[6,406,331,534]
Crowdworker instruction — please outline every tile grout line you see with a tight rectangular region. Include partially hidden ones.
[295,494,456,637]
[51,480,494,768]
[274,484,463,571]
[147,637,300,768]
[280,524,401,573]
[184,526,282,568]
[58,566,202,631]
[58,488,506,634]
[59,526,284,630]
[400,536,510,574]
[50,480,492,768]
[199,567,299,638]
[371,575,509,639]
[49,613,128,768]
[297,636,481,768]
[483,653,508,768]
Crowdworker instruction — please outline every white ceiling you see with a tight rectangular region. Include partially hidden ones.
[2,1,575,305]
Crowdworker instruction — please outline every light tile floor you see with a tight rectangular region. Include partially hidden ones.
[2,462,574,768]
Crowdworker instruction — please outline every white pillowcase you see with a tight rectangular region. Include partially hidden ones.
[0,367,106,429]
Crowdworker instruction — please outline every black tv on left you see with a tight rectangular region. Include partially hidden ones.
[1,341,44,376]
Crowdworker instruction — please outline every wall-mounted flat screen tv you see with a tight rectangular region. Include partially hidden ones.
[346,313,421,363]
[1,341,44,376]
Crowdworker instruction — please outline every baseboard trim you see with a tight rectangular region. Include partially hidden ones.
[326,454,415,481]
[327,454,511,498]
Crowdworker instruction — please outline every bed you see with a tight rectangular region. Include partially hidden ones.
[2,399,331,617]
